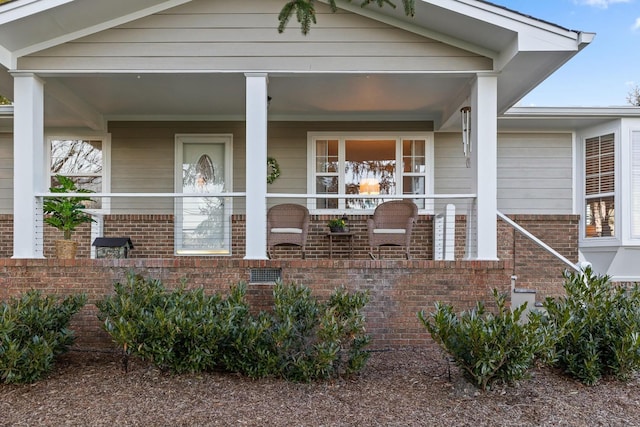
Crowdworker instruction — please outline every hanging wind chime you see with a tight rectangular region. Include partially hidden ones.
[461,106,471,168]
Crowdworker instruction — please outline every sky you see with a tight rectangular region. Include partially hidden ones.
[489,0,640,107]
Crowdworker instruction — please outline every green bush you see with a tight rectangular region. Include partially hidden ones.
[418,290,547,390]
[97,274,235,373]
[96,273,371,381]
[543,268,640,385]
[272,283,370,382]
[0,290,86,384]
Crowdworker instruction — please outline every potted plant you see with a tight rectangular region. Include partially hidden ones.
[43,175,95,259]
[328,217,347,233]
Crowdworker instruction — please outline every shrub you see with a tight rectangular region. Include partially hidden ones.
[96,274,371,381]
[97,273,236,373]
[0,290,86,384]
[543,268,640,385]
[272,283,370,382]
[418,290,547,390]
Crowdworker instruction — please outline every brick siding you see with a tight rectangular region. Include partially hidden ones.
[0,258,511,350]
[0,213,579,349]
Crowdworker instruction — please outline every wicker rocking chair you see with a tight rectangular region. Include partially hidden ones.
[367,200,418,259]
[267,203,310,259]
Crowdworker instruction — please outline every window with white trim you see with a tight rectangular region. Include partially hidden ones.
[309,133,433,211]
[47,137,110,210]
[584,133,615,238]
[632,130,640,239]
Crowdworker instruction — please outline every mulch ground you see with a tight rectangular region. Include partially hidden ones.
[2,347,640,426]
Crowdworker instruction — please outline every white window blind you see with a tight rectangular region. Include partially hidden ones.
[632,130,640,238]
[584,133,615,238]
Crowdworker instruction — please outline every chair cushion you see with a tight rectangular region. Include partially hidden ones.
[271,227,303,234]
[373,228,406,234]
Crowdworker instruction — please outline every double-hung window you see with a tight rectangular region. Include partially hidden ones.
[47,137,110,210]
[584,133,615,238]
[309,133,433,212]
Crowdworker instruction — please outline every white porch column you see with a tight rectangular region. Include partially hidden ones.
[467,74,498,260]
[12,73,45,258]
[244,73,269,259]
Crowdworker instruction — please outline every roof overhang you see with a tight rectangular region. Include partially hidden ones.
[0,0,595,128]
[328,0,593,115]
[498,106,640,131]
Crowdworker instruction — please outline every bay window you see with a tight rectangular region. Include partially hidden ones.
[309,133,433,212]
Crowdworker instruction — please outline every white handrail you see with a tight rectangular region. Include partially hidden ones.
[36,192,247,198]
[497,211,580,272]
[266,193,477,199]
[36,192,475,200]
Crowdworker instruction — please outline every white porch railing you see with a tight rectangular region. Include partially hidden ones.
[31,192,477,258]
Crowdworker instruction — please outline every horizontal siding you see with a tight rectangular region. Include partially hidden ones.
[20,0,492,72]
[434,132,574,214]
[1,127,573,217]
[497,133,573,214]
[434,133,472,194]
[0,134,12,214]
[108,121,432,213]
[109,121,245,214]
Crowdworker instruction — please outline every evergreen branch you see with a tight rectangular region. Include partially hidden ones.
[278,0,415,35]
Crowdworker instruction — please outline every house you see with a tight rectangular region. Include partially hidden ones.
[0,0,639,348]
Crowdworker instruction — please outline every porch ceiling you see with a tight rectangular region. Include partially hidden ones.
[41,72,474,129]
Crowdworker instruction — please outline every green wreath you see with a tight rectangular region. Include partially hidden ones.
[267,157,281,184]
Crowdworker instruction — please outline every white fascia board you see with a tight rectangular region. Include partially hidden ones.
[0,0,72,25]
[505,106,640,119]
[516,30,592,52]
[443,0,583,41]
[13,0,193,59]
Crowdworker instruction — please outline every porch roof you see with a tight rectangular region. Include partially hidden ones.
[0,0,593,131]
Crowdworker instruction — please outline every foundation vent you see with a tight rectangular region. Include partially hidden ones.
[250,268,282,284]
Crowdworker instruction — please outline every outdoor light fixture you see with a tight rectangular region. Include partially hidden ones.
[461,106,471,168]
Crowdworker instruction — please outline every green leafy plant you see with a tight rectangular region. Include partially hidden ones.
[271,283,370,381]
[418,290,548,390]
[96,273,371,381]
[97,273,233,373]
[327,218,346,230]
[43,175,95,240]
[0,290,86,384]
[542,268,640,385]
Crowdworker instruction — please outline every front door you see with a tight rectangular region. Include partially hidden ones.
[175,134,233,255]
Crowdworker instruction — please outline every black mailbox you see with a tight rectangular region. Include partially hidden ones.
[92,237,134,259]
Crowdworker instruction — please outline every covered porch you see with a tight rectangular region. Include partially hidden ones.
[0,0,586,349]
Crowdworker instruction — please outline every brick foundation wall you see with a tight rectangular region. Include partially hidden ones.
[497,214,579,299]
[0,258,511,351]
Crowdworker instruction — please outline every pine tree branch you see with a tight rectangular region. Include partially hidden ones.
[278,0,415,35]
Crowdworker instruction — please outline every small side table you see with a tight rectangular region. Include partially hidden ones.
[326,231,354,259]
